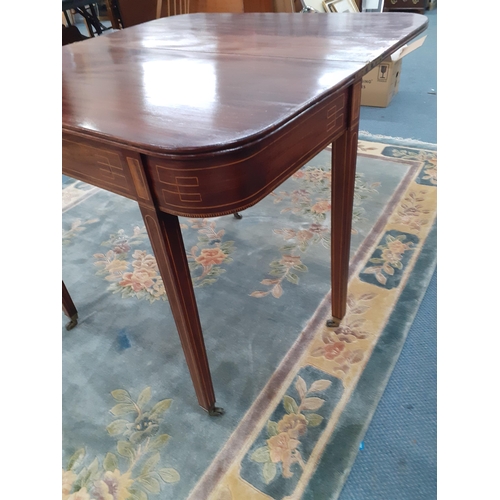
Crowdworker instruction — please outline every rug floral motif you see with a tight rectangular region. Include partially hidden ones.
[62,140,436,500]
[63,388,179,500]
[250,167,379,299]
[92,219,236,303]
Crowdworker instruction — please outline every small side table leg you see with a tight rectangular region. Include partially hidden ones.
[328,81,361,328]
[88,3,103,35]
[62,281,78,330]
[63,10,72,25]
[140,205,223,416]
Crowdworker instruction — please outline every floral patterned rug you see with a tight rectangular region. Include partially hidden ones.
[62,138,437,500]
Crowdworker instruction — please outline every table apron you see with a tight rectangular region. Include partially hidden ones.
[145,87,349,217]
[62,86,351,217]
[62,136,137,200]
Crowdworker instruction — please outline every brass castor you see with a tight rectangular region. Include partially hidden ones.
[326,317,341,328]
[208,406,225,417]
[65,313,78,331]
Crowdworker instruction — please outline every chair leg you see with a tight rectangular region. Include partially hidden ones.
[62,281,78,330]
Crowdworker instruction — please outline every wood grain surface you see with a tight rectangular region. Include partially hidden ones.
[62,13,427,155]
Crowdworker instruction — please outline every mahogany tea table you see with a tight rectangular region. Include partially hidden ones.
[62,13,427,415]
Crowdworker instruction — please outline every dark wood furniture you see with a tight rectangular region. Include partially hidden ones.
[62,24,89,45]
[384,0,428,15]
[62,282,78,330]
[193,0,274,12]
[62,13,427,414]
[105,0,275,29]
[62,0,111,36]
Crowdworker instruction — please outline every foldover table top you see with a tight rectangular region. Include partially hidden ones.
[62,13,427,156]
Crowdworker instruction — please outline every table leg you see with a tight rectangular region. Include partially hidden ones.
[327,81,361,328]
[80,10,96,37]
[63,10,72,26]
[62,281,78,330]
[74,5,104,37]
[139,205,223,416]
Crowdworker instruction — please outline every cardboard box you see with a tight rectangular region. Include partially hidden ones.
[361,36,426,107]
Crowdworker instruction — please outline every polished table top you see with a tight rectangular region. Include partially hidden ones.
[62,13,427,156]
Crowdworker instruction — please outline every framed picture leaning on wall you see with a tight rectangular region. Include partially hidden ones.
[323,0,359,13]
[362,0,384,12]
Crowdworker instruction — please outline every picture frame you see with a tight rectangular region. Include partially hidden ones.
[323,0,360,13]
[361,0,384,12]
[292,0,323,12]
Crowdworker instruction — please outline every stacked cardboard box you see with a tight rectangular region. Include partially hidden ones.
[271,5,428,108]
[360,36,426,107]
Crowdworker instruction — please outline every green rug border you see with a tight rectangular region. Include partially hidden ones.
[302,217,437,500]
